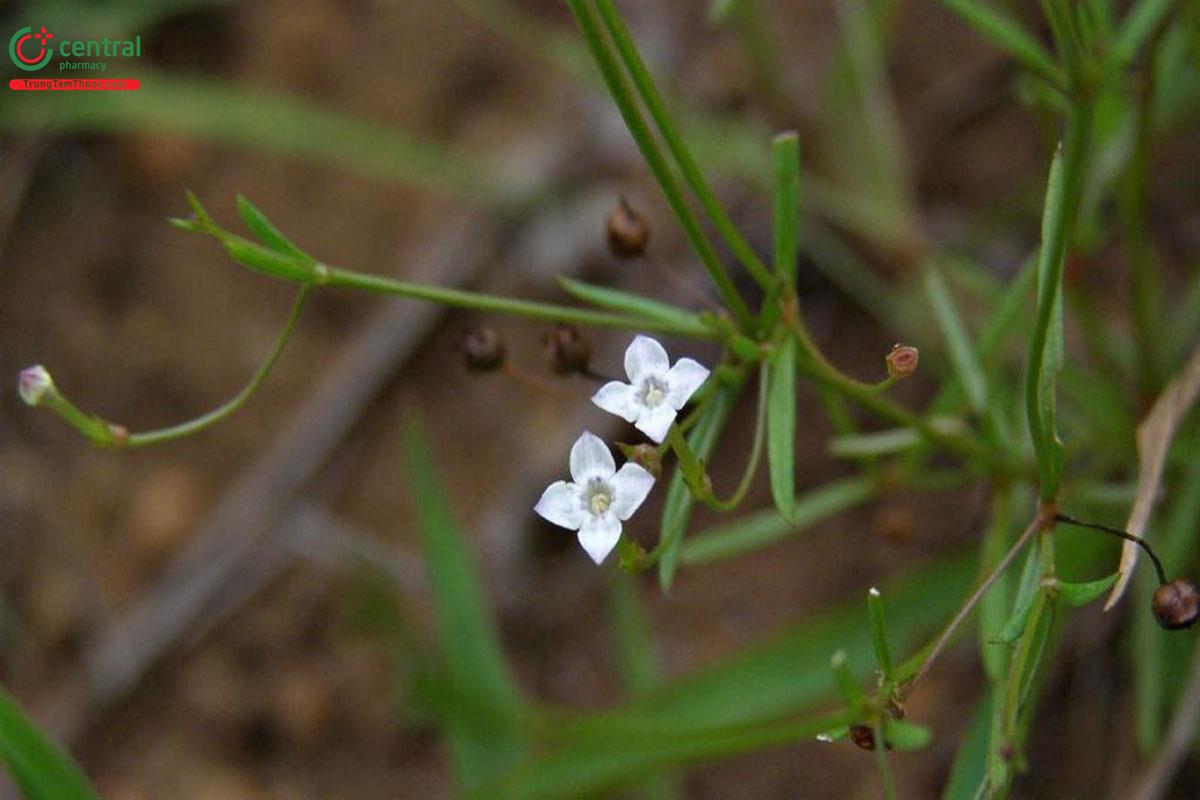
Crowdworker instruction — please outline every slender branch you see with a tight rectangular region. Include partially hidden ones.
[906,514,1045,691]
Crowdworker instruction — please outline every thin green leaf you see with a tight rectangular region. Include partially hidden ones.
[883,718,933,751]
[658,383,740,589]
[680,477,874,565]
[830,650,867,710]
[236,195,312,261]
[772,132,801,291]
[1056,573,1119,606]
[556,276,708,331]
[830,418,966,459]
[1025,136,1076,499]
[766,337,798,523]
[1114,0,1176,64]
[935,0,1065,87]
[923,262,989,416]
[868,587,894,681]
[0,685,96,800]
[401,417,524,790]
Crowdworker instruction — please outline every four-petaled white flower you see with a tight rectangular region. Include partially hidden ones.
[534,431,655,564]
[591,335,710,443]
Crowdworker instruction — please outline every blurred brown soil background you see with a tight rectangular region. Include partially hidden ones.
[2,1,1198,798]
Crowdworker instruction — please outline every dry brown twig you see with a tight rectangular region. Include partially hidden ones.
[1105,341,1200,610]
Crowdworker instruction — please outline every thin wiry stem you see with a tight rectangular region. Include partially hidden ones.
[1054,513,1169,585]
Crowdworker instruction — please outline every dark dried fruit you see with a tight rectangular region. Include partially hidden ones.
[543,324,592,375]
[606,197,650,259]
[1152,578,1200,630]
[458,327,505,373]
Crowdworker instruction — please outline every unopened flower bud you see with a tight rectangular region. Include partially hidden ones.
[606,197,649,259]
[885,344,919,380]
[17,365,54,406]
[1152,578,1200,630]
[458,327,506,373]
[543,324,592,375]
[628,444,662,479]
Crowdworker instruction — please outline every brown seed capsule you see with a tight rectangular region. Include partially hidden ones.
[1152,578,1200,630]
[885,344,919,380]
[606,197,650,259]
[543,324,593,375]
[458,327,505,373]
[849,725,876,750]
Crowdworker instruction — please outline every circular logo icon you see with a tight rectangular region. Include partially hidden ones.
[10,26,54,72]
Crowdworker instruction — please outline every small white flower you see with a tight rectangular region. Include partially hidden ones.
[17,365,53,407]
[591,335,710,443]
[534,431,655,564]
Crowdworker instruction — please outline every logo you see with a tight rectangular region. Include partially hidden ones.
[9,26,54,71]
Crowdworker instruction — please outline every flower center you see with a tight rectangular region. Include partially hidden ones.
[584,478,613,517]
[638,375,668,409]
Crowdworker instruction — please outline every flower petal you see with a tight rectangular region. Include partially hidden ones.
[533,480,584,530]
[610,462,655,521]
[569,430,616,483]
[624,335,670,382]
[591,381,639,423]
[577,514,622,564]
[634,404,677,444]
[666,357,711,410]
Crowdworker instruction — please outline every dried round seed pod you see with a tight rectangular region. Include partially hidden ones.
[606,197,650,259]
[849,725,876,750]
[543,324,592,375]
[1152,578,1200,630]
[458,327,505,373]
[885,344,919,380]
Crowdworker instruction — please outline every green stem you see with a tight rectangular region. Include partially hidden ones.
[567,0,755,328]
[127,287,312,446]
[324,266,717,339]
[593,0,775,292]
[785,316,1006,471]
[874,719,899,800]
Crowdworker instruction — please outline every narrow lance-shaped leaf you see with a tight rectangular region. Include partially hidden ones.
[401,417,524,790]
[1025,144,1070,499]
[923,262,989,416]
[1056,573,1119,606]
[867,587,894,681]
[766,336,797,523]
[236,194,313,261]
[0,685,97,800]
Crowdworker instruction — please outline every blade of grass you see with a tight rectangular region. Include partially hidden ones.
[0,685,96,800]
[401,417,524,790]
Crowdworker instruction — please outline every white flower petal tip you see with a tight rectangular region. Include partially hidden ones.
[17,365,53,406]
[535,432,658,565]
[592,336,711,444]
[816,735,834,743]
[869,587,881,597]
